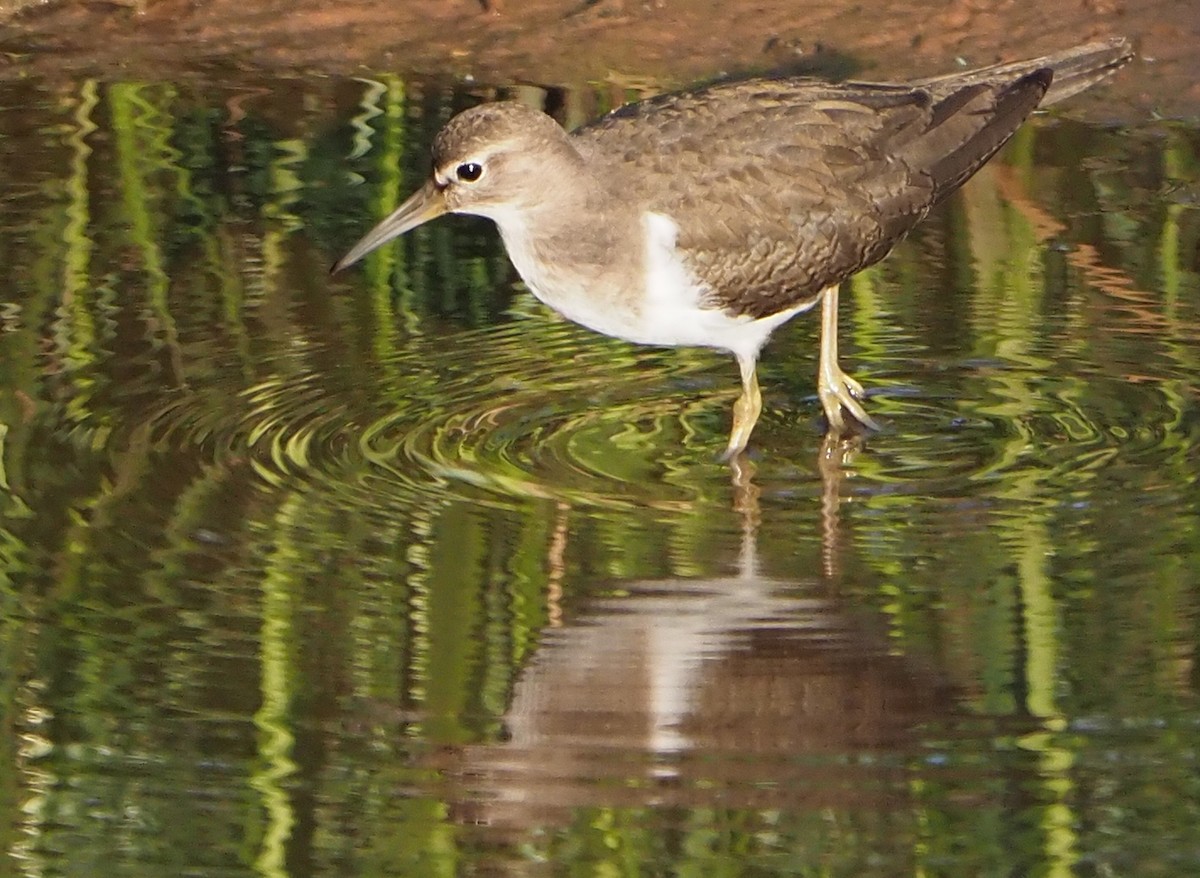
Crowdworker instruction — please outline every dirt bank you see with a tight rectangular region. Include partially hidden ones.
[1,0,1197,119]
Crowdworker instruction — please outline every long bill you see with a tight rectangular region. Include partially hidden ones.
[330,179,447,274]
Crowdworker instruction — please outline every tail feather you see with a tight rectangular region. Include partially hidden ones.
[902,69,1053,206]
[916,37,1133,107]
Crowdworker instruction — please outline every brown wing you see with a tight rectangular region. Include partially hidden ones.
[573,72,1051,318]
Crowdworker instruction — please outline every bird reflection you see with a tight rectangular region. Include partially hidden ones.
[447,445,956,831]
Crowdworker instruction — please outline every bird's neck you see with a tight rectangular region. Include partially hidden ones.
[488,176,645,299]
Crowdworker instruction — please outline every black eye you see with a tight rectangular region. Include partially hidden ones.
[456,162,483,182]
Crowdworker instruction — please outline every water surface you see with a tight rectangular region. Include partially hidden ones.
[1,70,1199,876]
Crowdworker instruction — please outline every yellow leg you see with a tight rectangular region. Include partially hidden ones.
[818,284,879,433]
[723,354,762,460]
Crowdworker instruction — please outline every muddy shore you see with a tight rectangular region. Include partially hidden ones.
[1,0,1197,119]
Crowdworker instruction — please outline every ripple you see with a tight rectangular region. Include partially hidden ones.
[371,324,730,510]
[135,299,1195,514]
[144,314,742,511]
[832,359,1195,504]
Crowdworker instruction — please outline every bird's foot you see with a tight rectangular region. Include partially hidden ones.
[721,361,763,462]
[721,392,762,462]
[818,363,879,434]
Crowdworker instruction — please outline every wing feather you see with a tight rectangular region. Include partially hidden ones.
[573,72,1051,318]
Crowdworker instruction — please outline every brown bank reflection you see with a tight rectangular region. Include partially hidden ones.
[449,451,956,831]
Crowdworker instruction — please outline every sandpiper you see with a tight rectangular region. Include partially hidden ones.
[334,38,1131,459]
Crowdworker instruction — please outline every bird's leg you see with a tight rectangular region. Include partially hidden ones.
[723,354,762,461]
[818,284,879,433]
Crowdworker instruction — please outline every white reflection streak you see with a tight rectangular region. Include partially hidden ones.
[507,455,845,772]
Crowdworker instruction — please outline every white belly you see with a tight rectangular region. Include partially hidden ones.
[500,210,814,362]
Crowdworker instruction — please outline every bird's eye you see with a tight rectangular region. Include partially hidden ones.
[456,162,483,183]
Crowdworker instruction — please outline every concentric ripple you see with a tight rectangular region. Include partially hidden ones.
[145,313,746,511]
[371,331,747,509]
[138,310,1195,522]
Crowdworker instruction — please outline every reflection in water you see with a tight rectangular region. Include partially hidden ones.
[455,459,955,834]
[0,72,1198,876]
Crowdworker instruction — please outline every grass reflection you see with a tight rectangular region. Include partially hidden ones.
[0,70,1197,877]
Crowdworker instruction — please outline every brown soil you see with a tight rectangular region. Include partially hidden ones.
[1,0,1198,120]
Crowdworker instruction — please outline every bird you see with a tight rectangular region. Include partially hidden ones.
[332,38,1132,460]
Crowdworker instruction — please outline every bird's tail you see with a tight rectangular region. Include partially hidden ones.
[916,37,1133,107]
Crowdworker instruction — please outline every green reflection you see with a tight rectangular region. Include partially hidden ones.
[0,67,1197,878]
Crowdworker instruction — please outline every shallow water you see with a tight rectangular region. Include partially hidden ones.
[1,71,1199,876]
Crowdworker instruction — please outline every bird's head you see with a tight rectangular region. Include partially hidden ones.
[332,102,580,273]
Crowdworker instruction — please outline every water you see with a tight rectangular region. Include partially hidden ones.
[1,70,1198,876]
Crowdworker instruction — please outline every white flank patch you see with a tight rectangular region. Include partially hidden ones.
[639,212,814,360]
